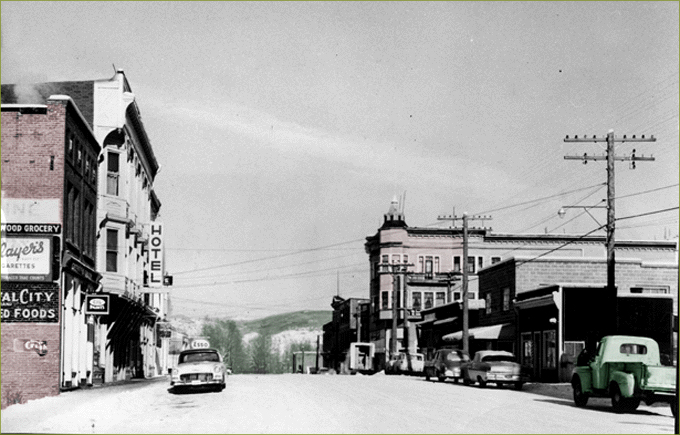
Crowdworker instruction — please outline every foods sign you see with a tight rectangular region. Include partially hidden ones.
[1,282,59,322]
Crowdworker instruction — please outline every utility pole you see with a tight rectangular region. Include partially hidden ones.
[378,261,413,358]
[564,130,655,326]
[437,212,492,355]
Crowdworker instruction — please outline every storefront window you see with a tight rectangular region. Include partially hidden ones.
[412,292,421,311]
[521,332,533,368]
[544,330,557,369]
[424,292,433,309]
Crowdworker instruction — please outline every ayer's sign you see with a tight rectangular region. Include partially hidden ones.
[1,223,60,282]
[147,223,164,288]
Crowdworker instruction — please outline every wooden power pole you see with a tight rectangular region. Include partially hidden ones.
[437,212,492,354]
[564,130,655,313]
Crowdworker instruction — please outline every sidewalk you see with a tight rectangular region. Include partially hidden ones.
[65,374,169,393]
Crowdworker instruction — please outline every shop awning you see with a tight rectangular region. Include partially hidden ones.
[442,323,515,341]
[434,316,458,326]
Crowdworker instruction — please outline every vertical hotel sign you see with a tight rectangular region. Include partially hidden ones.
[147,222,164,288]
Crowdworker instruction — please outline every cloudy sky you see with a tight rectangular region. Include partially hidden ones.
[2,1,678,319]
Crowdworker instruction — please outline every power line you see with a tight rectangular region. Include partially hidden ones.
[173,238,366,276]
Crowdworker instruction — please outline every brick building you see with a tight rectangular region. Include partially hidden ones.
[477,254,677,382]
[1,96,101,407]
[322,296,370,372]
[366,196,678,371]
[2,70,169,400]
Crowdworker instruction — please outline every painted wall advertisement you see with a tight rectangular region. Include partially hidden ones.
[1,223,60,282]
[1,282,59,322]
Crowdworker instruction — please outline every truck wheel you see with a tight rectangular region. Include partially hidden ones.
[626,398,640,412]
[671,399,677,418]
[610,384,627,413]
[572,378,589,407]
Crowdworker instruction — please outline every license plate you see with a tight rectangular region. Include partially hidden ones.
[191,380,202,385]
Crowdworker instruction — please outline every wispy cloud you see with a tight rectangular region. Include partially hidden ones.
[157,100,514,194]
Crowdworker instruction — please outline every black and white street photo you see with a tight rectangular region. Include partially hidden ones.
[1,2,678,434]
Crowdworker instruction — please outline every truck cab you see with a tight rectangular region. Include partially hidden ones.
[572,335,676,415]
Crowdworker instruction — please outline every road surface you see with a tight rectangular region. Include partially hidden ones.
[1,374,675,434]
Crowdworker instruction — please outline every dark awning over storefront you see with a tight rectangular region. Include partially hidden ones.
[442,323,515,342]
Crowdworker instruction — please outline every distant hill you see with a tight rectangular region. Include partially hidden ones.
[168,310,332,354]
[237,310,331,337]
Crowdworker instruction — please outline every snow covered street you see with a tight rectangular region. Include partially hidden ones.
[1,374,675,434]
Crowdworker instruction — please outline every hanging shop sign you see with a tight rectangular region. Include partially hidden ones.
[147,222,164,289]
[1,282,59,322]
[84,294,110,315]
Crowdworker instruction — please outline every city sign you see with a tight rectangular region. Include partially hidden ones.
[1,282,59,322]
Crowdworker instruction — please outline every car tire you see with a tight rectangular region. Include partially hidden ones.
[610,384,627,413]
[572,378,589,407]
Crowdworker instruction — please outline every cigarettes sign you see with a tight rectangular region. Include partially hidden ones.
[147,223,164,288]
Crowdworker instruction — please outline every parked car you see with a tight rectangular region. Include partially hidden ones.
[462,350,528,390]
[424,349,470,383]
[571,335,677,415]
[170,348,226,393]
[386,352,425,375]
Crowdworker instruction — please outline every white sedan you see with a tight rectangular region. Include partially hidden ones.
[170,348,226,393]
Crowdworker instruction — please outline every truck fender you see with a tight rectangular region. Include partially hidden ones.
[572,369,592,393]
[610,371,635,398]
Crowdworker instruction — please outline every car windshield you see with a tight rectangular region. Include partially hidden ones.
[446,352,467,362]
[180,352,220,363]
[482,354,515,363]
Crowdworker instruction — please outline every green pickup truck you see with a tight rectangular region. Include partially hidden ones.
[571,335,677,415]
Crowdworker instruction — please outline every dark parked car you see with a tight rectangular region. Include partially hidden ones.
[462,350,529,390]
[424,349,470,383]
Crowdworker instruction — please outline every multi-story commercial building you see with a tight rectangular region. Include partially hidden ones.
[1,70,169,395]
[365,196,678,371]
[322,296,370,372]
[1,95,101,406]
[478,253,677,382]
